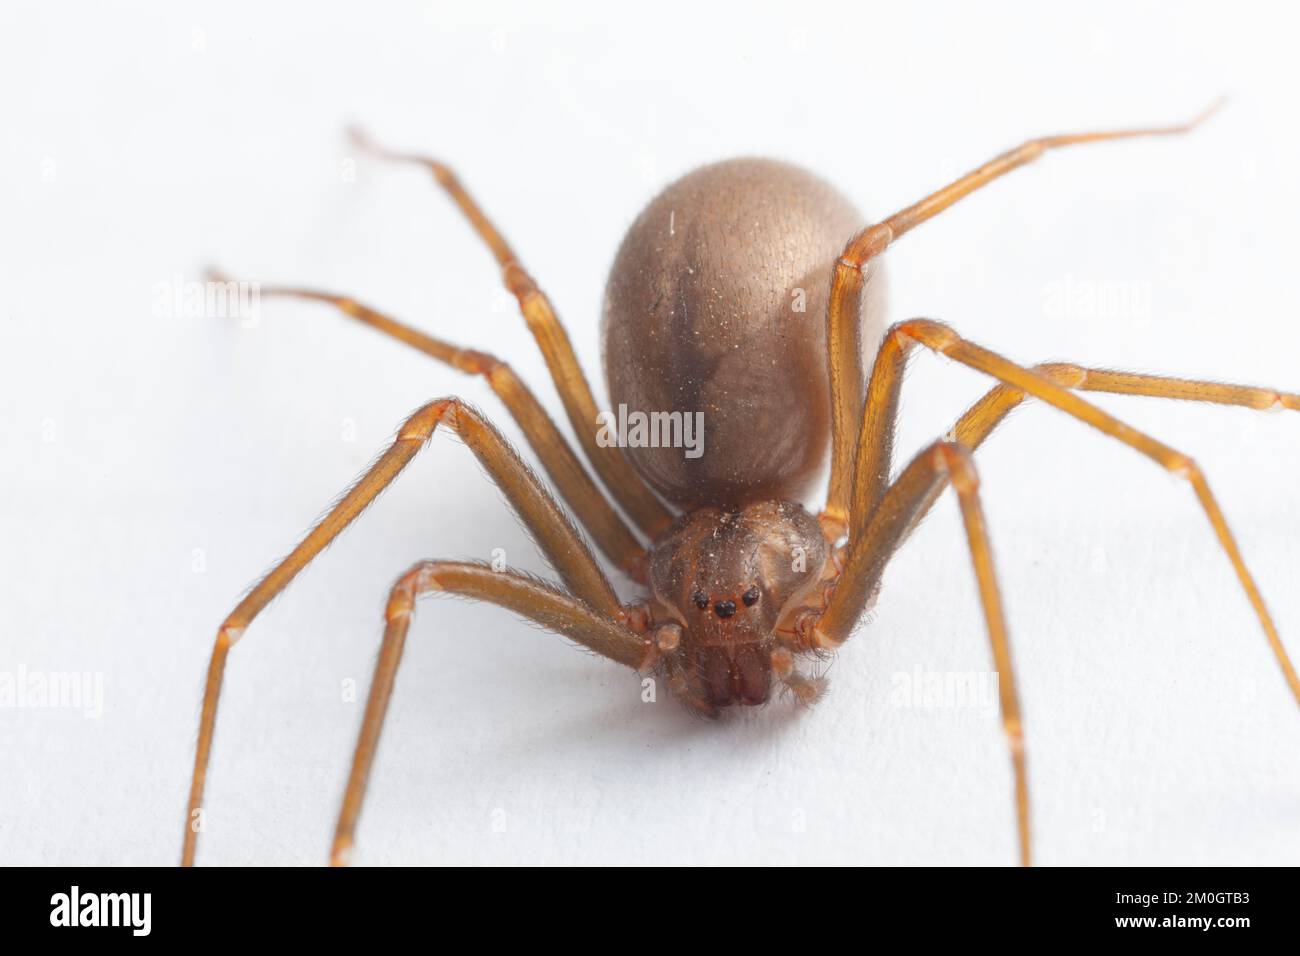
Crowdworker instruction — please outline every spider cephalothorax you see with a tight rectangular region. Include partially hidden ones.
[646,500,832,711]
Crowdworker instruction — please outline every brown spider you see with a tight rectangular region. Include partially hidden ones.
[183,103,1300,867]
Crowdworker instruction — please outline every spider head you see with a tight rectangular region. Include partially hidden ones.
[647,501,829,707]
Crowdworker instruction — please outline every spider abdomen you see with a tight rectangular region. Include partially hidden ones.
[602,158,886,508]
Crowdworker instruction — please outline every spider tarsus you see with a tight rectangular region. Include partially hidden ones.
[1189,95,1228,129]
[330,839,353,868]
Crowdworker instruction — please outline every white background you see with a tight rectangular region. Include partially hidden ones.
[3,0,1299,866]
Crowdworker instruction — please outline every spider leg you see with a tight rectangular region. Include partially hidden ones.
[182,398,636,866]
[333,560,649,866]
[795,347,1298,868]
[823,102,1222,529]
[802,441,1028,864]
[346,127,675,537]
[818,320,1300,713]
[908,363,1300,539]
[207,276,647,581]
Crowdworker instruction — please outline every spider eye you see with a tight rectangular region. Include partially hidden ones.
[742,586,761,607]
[692,591,709,610]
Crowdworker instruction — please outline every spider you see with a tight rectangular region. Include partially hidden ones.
[183,103,1300,867]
